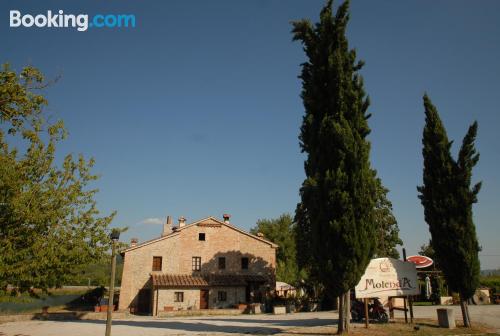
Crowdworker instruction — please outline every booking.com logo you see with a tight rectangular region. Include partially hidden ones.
[9,10,136,32]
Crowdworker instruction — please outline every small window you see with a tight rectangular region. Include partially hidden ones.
[152,256,162,271]
[241,257,249,270]
[174,292,184,302]
[199,233,205,241]
[218,257,226,270]
[192,256,201,271]
[218,291,227,302]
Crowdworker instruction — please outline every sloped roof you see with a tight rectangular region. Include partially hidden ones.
[182,216,278,247]
[151,273,269,288]
[122,216,278,253]
[152,274,209,287]
[121,230,179,254]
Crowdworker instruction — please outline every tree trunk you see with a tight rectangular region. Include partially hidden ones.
[459,298,471,327]
[459,298,466,326]
[465,300,472,327]
[345,290,351,333]
[337,291,351,334]
[338,294,344,334]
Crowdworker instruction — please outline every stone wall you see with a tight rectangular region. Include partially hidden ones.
[178,221,276,279]
[119,217,277,313]
[208,286,246,309]
[156,288,201,312]
[118,233,180,311]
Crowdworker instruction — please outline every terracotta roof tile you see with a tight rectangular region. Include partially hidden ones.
[152,274,208,287]
[151,273,269,288]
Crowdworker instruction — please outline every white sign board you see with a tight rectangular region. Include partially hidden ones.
[355,257,419,298]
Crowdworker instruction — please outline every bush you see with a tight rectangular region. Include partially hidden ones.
[480,276,500,296]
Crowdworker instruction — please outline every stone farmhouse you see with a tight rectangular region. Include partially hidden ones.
[118,214,278,315]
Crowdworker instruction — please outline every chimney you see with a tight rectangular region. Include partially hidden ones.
[223,214,231,224]
[130,238,138,247]
[162,216,173,237]
[178,216,186,228]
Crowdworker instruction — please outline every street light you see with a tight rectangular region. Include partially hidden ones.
[105,229,120,336]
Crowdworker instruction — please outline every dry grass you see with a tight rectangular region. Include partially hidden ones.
[280,318,499,336]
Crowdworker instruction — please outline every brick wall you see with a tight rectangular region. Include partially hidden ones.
[118,233,180,311]
[208,287,246,309]
[119,217,276,313]
[178,220,276,278]
[156,288,200,312]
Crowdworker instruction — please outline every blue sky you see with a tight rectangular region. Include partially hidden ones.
[2,1,499,269]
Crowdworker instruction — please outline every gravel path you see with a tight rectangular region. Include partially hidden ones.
[394,304,500,332]
[0,311,338,336]
[1,305,499,336]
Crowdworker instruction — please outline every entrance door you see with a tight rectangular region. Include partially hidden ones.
[246,282,264,303]
[200,289,209,309]
[245,285,251,303]
[137,289,151,314]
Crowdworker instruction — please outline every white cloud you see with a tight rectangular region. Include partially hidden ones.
[138,217,164,225]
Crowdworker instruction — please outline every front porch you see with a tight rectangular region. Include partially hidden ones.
[156,307,246,318]
[150,273,270,316]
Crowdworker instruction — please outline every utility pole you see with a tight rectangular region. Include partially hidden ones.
[105,229,120,336]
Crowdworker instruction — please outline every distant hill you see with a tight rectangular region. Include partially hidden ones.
[481,269,500,276]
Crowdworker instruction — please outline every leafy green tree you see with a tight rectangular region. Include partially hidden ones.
[250,214,300,285]
[373,178,402,259]
[0,64,115,292]
[292,1,377,332]
[418,240,442,270]
[418,94,481,327]
[73,254,124,287]
[418,241,435,259]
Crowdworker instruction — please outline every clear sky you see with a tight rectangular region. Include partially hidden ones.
[2,1,499,269]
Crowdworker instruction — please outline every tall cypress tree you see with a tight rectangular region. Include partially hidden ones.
[292,1,376,332]
[418,94,481,327]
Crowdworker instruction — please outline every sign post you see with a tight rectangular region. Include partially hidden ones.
[364,298,369,328]
[355,257,419,325]
[403,249,414,324]
[355,258,419,298]
[403,296,408,323]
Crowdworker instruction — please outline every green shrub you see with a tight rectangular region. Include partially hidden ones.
[480,276,500,295]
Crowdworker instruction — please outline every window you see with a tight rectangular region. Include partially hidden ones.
[192,256,201,271]
[218,291,227,302]
[174,292,184,302]
[152,256,162,271]
[241,257,249,270]
[199,233,205,241]
[218,257,226,270]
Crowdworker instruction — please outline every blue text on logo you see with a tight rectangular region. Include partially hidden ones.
[91,14,135,28]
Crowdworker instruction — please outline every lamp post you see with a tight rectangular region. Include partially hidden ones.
[105,229,120,336]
